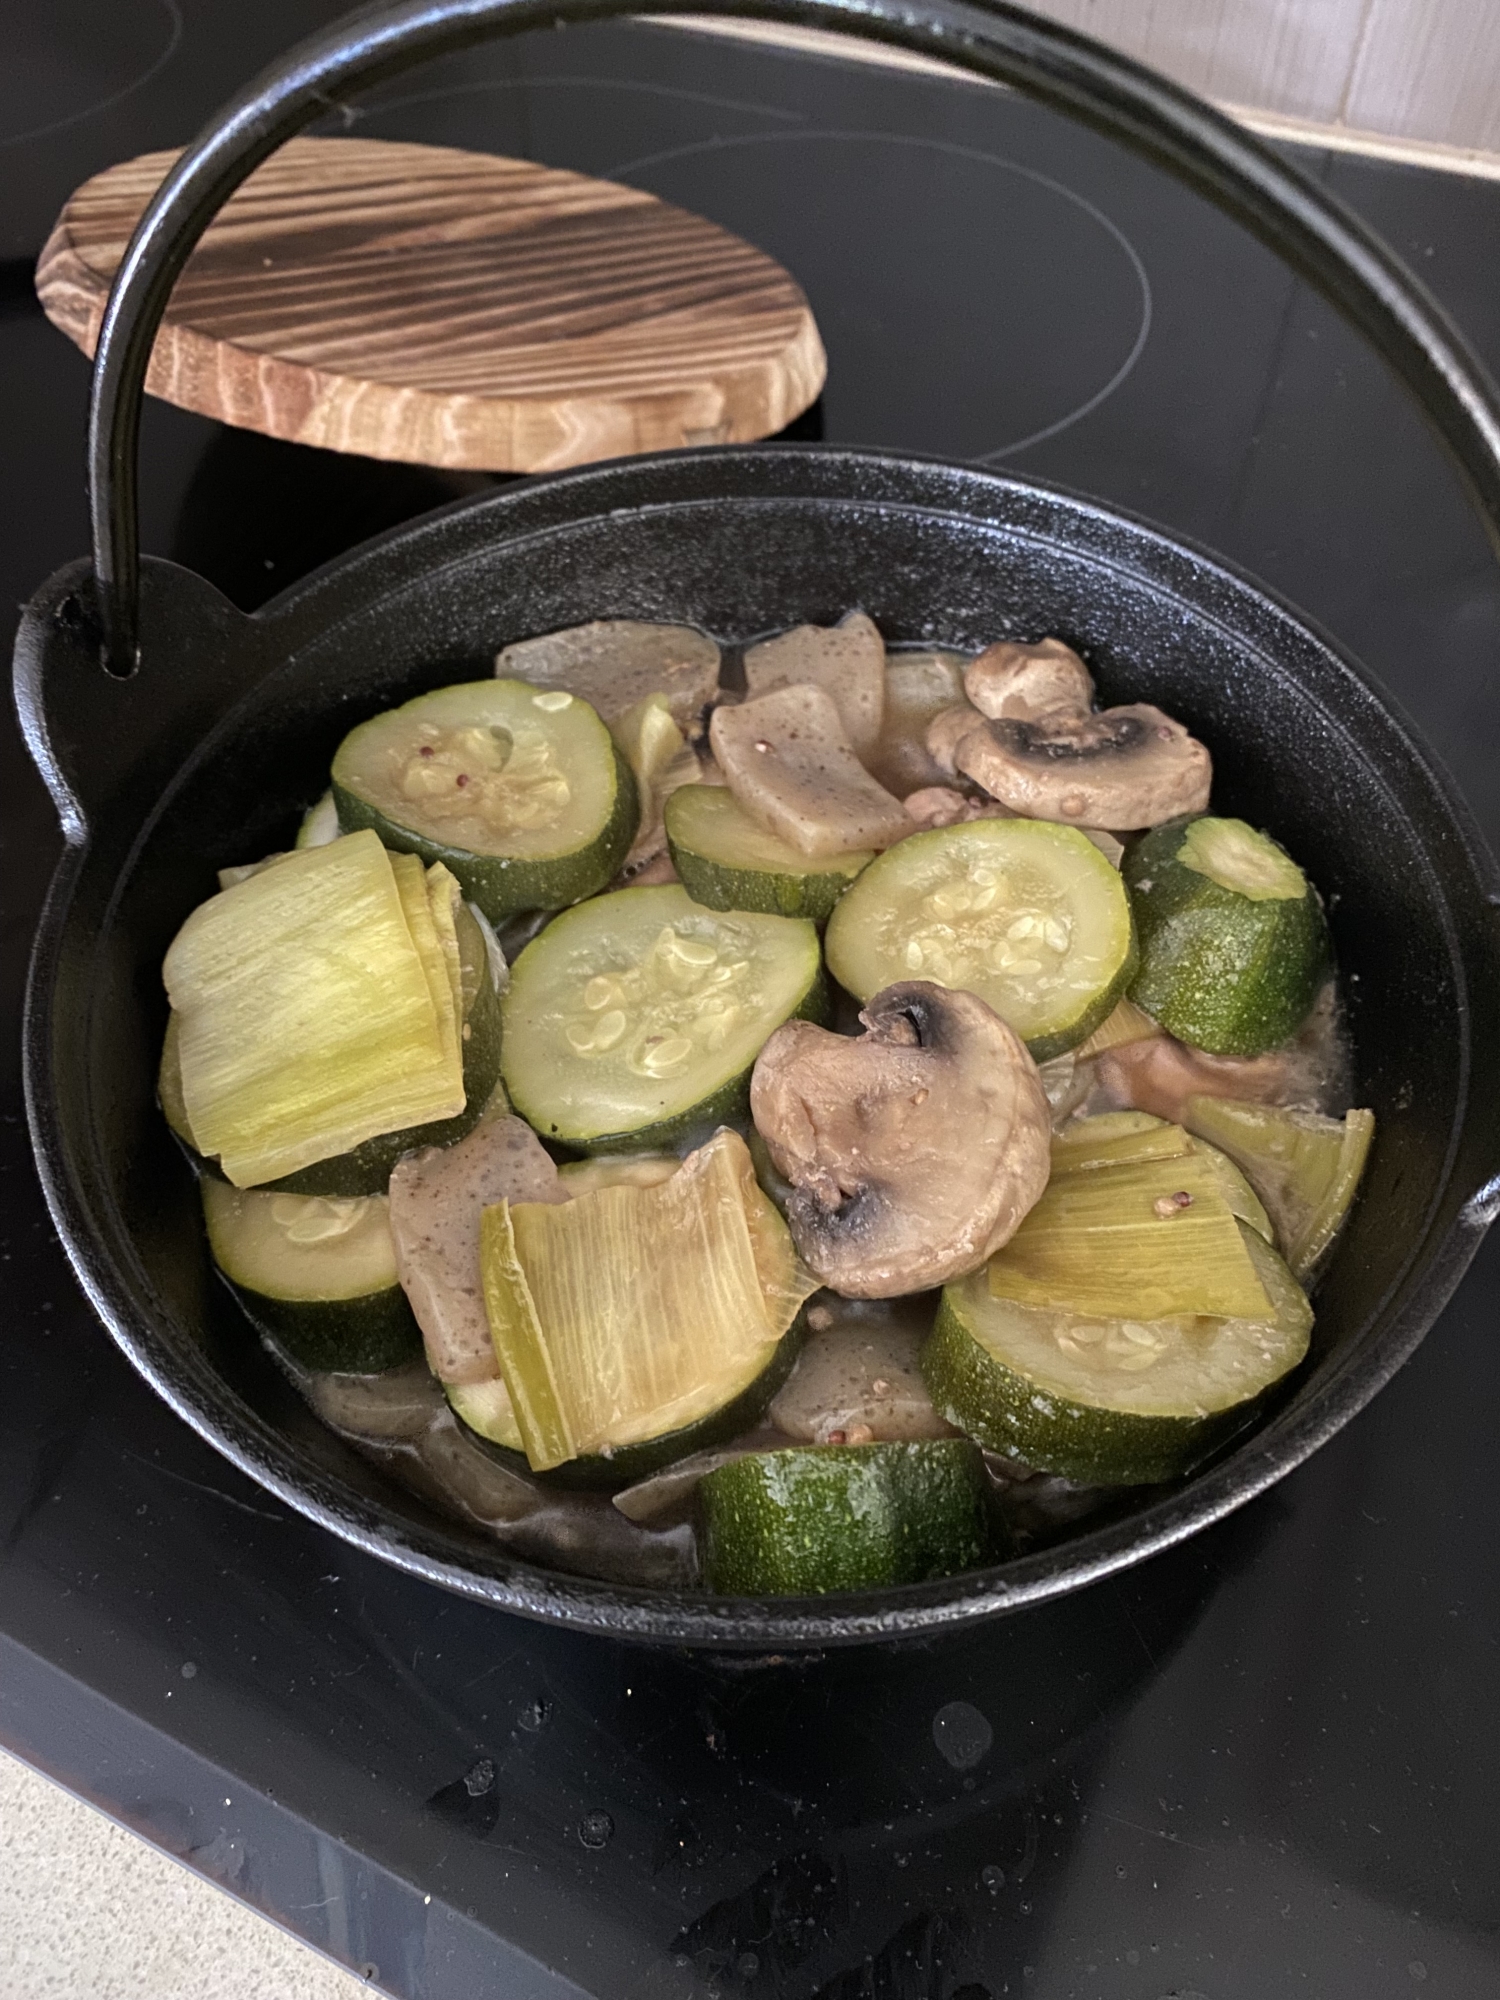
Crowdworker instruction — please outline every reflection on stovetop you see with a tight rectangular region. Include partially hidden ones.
[6,12,1500,2000]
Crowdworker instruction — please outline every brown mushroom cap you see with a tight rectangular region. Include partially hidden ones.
[749,980,1052,1298]
[954,703,1212,831]
[963,638,1095,721]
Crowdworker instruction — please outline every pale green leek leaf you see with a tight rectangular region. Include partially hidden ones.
[989,1152,1273,1321]
[165,829,465,1186]
[481,1129,815,1471]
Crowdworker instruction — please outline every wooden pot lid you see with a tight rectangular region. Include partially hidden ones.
[36,135,826,473]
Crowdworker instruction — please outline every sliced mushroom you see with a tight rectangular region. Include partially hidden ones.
[388,1104,566,1384]
[952,704,1212,830]
[902,785,1015,831]
[743,610,885,759]
[750,980,1051,1297]
[925,702,990,777]
[864,647,971,795]
[964,637,1095,721]
[710,683,914,857]
[496,619,721,738]
[1091,1032,1297,1125]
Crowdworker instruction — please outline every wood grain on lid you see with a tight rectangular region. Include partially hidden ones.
[36,135,827,471]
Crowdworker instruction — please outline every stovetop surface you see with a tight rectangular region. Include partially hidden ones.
[6,7,1500,1997]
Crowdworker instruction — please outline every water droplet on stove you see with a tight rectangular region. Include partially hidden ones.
[518,1697,552,1732]
[981,1864,1006,1893]
[578,1808,614,1849]
[463,1759,495,1797]
[180,1661,197,1680]
[932,1699,993,1770]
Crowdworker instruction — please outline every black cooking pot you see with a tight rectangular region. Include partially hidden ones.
[18,0,1500,1647]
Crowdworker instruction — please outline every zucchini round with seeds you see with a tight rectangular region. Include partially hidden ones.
[331,679,638,920]
[699,1439,994,1595]
[825,818,1136,1061]
[202,1178,420,1374]
[501,885,825,1152]
[448,1318,806,1490]
[1125,815,1331,1056]
[163,900,505,1197]
[922,1225,1312,1487]
[666,784,874,920]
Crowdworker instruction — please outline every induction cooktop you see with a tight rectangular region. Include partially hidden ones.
[5,8,1500,1997]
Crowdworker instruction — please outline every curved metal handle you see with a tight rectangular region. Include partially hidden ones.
[91,0,1500,674]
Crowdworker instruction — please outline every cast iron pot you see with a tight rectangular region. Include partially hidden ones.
[18,0,1500,1647]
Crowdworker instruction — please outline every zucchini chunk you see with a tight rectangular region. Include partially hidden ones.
[1182,1095,1374,1280]
[162,892,504,1197]
[331,679,637,919]
[479,1130,816,1475]
[825,819,1136,1061]
[666,784,874,920]
[162,833,468,1188]
[1125,815,1331,1056]
[500,884,824,1152]
[699,1440,993,1595]
[923,1226,1313,1486]
[202,1179,420,1374]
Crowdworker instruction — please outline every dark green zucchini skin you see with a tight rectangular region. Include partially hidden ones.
[219,1272,421,1374]
[182,952,504,1198]
[564,970,831,1158]
[451,1316,808,1490]
[1124,815,1331,1057]
[332,744,638,922]
[699,1439,996,1595]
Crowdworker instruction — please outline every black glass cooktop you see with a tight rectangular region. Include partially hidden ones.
[6,7,1500,1996]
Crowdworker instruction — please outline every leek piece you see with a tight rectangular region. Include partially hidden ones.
[1075,996,1159,1058]
[164,830,466,1188]
[989,1152,1273,1321]
[1051,1111,1193,1172]
[390,852,462,1080]
[1051,1112,1274,1242]
[481,1129,815,1471]
[1181,1096,1375,1280]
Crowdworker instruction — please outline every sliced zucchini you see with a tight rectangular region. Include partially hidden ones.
[1125,815,1331,1056]
[825,819,1136,1061]
[666,784,874,921]
[501,884,824,1152]
[479,1129,815,1473]
[331,679,638,919]
[450,1325,805,1490]
[923,1225,1313,1485]
[297,791,341,849]
[201,1178,420,1373]
[987,1150,1273,1322]
[446,1375,525,1454]
[163,833,467,1188]
[163,895,504,1197]
[699,1440,993,1595]
[1181,1095,1375,1280]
